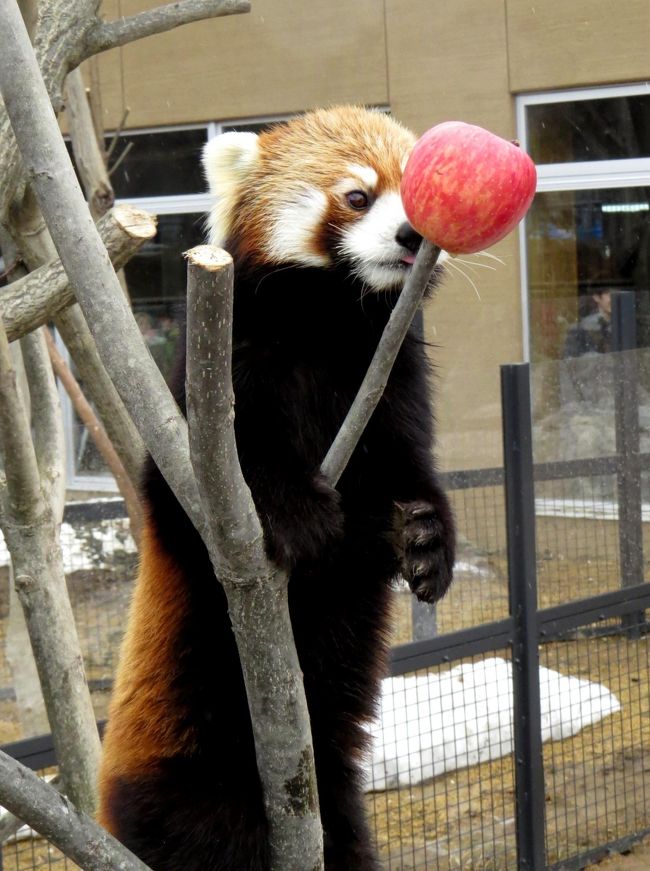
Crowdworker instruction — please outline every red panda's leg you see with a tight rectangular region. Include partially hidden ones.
[314,738,380,871]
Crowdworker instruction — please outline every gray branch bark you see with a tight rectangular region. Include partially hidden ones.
[0,318,100,814]
[82,0,252,57]
[0,750,151,870]
[44,328,143,542]
[54,305,146,500]
[19,327,65,521]
[185,247,323,870]
[2,201,150,491]
[0,0,207,534]
[64,68,114,220]
[0,204,156,342]
[0,0,250,225]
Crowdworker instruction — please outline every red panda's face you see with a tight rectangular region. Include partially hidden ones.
[203,107,440,292]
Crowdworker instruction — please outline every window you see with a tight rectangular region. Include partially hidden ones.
[517,86,650,470]
[62,116,290,490]
[517,85,650,368]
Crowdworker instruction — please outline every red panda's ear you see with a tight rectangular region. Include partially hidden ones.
[202,132,260,245]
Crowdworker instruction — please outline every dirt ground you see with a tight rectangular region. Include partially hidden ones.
[0,534,648,870]
[586,836,650,869]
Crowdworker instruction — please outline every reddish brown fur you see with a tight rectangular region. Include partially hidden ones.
[97,521,198,828]
[230,107,415,266]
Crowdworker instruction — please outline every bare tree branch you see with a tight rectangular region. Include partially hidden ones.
[44,328,143,543]
[185,246,323,871]
[82,0,251,57]
[0,749,152,870]
[0,0,206,536]
[64,68,114,219]
[321,241,441,486]
[54,304,146,501]
[0,204,156,342]
[19,328,66,521]
[0,774,59,845]
[0,0,250,224]
[0,317,101,814]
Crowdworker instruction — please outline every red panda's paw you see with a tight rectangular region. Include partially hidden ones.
[396,500,455,604]
[263,475,344,571]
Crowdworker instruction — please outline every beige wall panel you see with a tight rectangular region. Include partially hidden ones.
[384,0,512,136]
[96,0,389,129]
[507,0,650,92]
[385,0,522,470]
[427,235,521,472]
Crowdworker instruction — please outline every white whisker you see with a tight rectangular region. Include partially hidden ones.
[447,260,482,302]
[452,257,497,274]
[475,250,506,266]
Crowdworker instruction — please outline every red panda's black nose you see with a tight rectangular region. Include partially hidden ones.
[395,221,423,254]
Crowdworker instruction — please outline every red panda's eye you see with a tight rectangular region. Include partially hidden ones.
[346,190,369,211]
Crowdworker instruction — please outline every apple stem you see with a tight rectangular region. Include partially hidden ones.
[321,239,442,487]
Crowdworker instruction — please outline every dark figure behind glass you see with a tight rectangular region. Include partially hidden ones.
[561,288,615,410]
[563,289,612,358]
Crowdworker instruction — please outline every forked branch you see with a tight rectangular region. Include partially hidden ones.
[82,0,251,58]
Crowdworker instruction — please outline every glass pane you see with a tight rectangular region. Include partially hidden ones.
[124,211,205,381]
[526,94,650,163]
[527,187,650,425]
[528,187,650,362]
[108,128,208,198]
[222,120,283,135]
[70,212,204,482]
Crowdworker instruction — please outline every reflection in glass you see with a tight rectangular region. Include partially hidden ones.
[124,212,205,382]
[527,94,650,163]
[72,212,205,482]
[528,186,650,366]
[108,128,208,198]
[528,187,650,475]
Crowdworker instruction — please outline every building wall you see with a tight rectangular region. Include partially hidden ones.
[91,0,650,471]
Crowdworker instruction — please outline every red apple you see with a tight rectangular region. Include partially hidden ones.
[401,121,537,254]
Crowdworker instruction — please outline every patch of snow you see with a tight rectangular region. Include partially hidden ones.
[0,518,136,572]
[453,560,493,579]
[364,657,620,791]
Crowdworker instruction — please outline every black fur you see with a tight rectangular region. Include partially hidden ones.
[109,258,455,870]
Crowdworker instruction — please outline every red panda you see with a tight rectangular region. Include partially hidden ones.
[98,106,456,871]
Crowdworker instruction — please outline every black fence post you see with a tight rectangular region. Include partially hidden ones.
[501,363,546,871]
[611,291,645,635]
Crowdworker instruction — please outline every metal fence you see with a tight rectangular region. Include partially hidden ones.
[0,296,649,870]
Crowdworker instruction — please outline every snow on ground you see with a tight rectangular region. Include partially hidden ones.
[364,657,621,791]
[0,517,136,573]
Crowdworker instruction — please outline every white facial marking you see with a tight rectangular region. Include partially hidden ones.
[346,164,378,190]
[339,191,411,290]
[267,187,330,267]
[202,132,260,245]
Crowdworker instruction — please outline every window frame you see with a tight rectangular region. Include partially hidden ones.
[516,84,650,362]
[64,115,291,491]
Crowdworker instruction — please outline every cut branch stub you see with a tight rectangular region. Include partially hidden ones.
[0,204,156,342]
[184,245,266,578]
